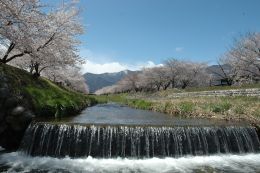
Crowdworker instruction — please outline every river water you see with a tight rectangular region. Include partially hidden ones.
[65,103,245,126]
[0,103,259,173]
[1,152,260,173]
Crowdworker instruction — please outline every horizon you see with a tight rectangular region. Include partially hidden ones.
[45,0,260,74]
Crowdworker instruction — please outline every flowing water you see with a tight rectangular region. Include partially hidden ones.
[20,123,260,158]
[1,152,260,173]
[1,103,260,173]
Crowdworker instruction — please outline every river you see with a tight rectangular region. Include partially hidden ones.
[0,103,260,173]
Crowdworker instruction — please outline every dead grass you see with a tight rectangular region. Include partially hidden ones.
[124,94,260,123]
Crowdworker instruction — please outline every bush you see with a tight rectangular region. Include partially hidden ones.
[178,101,195,114]
[210,101,232,113]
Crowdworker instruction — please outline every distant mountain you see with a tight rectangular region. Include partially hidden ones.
[206,64,231,78]
[84,70,133,93]
[206,64,232,85]
[84,65,232,93]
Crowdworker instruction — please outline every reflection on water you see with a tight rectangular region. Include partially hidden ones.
[1,152,260,173]
[53,103,247,126]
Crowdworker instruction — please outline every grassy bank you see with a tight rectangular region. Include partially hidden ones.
[93,92,260,124]
[0,63,96,117]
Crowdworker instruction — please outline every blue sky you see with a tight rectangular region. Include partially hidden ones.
[48,0,260,73]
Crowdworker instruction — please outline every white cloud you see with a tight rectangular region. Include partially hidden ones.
[81,60,163,74]
[175,47,184,52]
[79,48,163,74]
[137,61,163,69]
[81,60,128,74]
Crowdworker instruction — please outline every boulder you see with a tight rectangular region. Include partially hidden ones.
[20,110,35,123]
[11,106,25,116]
[0,112,4,122]
[4,97,18,110]
[6,109,34,132]
[0,123,7,134]
[0,87,10,99]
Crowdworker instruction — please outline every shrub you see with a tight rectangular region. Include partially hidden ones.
[210,101,232,113]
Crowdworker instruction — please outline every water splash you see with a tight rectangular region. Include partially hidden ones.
[1,152,260,173]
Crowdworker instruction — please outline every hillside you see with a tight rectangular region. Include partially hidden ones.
[0,63,96,150]
[84,70,133,93]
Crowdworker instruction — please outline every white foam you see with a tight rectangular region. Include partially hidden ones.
[1,152,260,173]
[0,146,4,151]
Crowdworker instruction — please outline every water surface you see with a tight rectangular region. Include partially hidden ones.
[60,103,247,126]
[1,152,260,173]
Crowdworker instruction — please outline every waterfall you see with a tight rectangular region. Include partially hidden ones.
[19,122,260,158]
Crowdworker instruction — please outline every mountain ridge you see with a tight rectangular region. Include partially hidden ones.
[84,70,133,93]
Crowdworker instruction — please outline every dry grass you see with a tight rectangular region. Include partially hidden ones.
[138,96,260,123]
[94,89,260,124]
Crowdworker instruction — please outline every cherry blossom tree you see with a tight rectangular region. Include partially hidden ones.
[43,66,89,93]
[0,0,84,77]
[0,0,44,63]
[224,32,260,84]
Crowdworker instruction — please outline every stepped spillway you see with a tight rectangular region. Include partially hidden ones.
[19,122,260,158]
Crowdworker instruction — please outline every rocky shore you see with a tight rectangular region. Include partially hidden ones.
[0,69,34,150]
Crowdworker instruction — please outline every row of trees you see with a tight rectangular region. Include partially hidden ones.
[96,32,260,95]
[0,0,88,93]
[95,60,210,94]
[221,32,260,84]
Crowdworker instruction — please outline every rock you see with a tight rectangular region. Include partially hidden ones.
[0,112,4,122]
[0,146,5,151]
[5,115,15,124]
[20,110,35,122]
[6,116,24,132]
[0,74,8,83]
[4,97,18,110]
[0,88,10,99]
[0,123,7,134]
[6,109,34,132]
[11,106,25,116]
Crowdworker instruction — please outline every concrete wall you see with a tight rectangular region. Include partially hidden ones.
[167,88,260,98]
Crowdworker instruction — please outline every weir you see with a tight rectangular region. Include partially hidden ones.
[19,122,260,158]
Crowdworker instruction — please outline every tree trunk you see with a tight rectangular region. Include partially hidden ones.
[1,42,15,63]
[181,81,188,89]
[33,63,41,78]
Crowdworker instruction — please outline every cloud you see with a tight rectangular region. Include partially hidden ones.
[79,48,163,74]
[81,60,128,74]
[137,61,163,69]
[81,60,163,74]
[175,47,184,52]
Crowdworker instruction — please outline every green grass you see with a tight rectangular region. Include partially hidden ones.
[91,94,153,110]
[127,99,152,109]
[89,94,127,104]
[179,101,195,114]
[0,63,96,117]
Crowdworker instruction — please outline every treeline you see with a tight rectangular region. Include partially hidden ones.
[0,0,88,93]
[95,60,209,94]
[96,32,260,95]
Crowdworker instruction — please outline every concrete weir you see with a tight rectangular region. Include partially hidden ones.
[19,122,260,158]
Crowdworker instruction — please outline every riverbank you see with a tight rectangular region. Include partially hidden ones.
[92,89,260,124]
[0,63,97,150]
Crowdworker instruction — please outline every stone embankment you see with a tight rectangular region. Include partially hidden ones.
[0,70,34,150]
[167,88,260,98]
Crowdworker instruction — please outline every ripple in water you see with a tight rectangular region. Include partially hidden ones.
[1,152,260,173]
